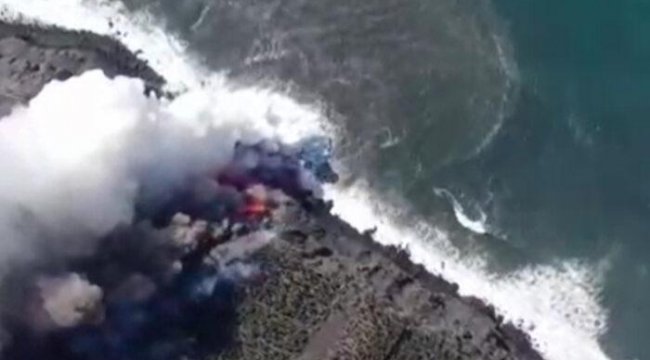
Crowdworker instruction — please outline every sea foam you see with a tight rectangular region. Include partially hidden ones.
[433,187,489,235]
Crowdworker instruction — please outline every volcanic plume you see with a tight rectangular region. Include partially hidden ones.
[0,70,337,359]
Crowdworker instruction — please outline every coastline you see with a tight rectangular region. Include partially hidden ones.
[0,20,544,360]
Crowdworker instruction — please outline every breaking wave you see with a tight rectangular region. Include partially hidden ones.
[0,1,612,360]
[433,188,489,235]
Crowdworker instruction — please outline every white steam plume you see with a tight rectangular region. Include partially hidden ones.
[0,68,323,288]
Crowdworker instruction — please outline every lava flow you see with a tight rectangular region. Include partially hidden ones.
[1,137,336,360]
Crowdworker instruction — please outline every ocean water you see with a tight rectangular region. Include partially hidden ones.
[1,0,647,359]
[442,2,650,359]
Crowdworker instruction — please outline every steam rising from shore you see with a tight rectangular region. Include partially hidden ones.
[0,71,234,270]
[0,69,325,353]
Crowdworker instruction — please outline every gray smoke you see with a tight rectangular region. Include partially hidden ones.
[0,69,325,351]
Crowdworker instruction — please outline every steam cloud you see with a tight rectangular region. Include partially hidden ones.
[37,274,104,329]
[0,70,335,359]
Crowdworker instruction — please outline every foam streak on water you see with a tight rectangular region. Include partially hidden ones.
[0,2,612,360]
[433,187,489,235]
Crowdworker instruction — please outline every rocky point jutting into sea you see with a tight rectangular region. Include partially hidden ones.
[0,21,544,360]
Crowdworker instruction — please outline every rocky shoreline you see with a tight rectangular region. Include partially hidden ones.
[0,21,164,116]
[0,21,544,360]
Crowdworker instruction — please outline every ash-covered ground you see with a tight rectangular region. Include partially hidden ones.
[0,21,543,360]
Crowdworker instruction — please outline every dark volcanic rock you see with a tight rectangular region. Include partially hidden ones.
[217,203,544,360]
[0,20,545,360]
[0,21,164,116]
